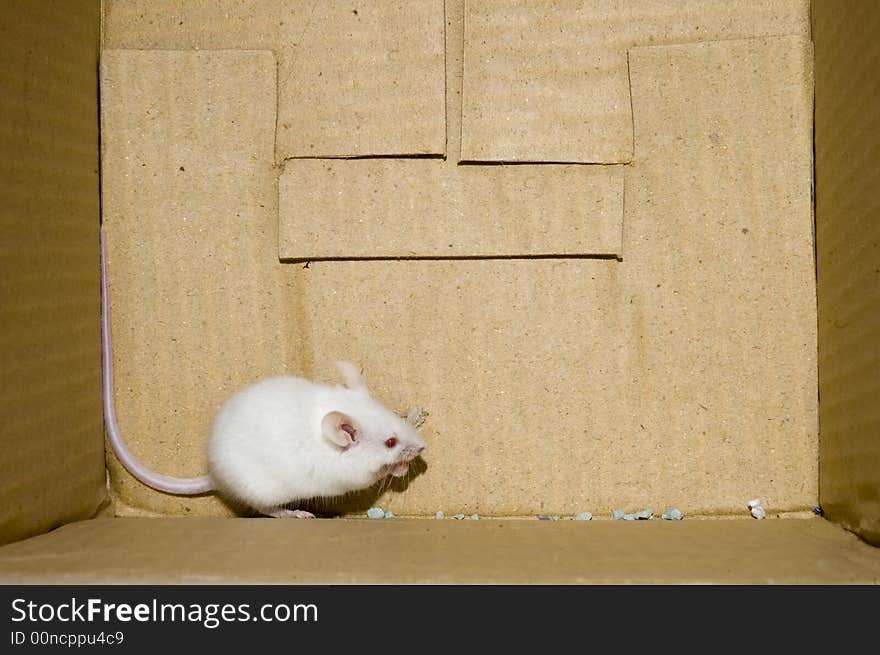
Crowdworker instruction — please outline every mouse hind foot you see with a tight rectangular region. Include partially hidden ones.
[265,508,316,519]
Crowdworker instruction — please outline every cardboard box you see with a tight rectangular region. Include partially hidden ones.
[0,0,877,583]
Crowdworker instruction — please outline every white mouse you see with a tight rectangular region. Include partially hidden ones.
[207,363,427,517]
[100,226,427,517]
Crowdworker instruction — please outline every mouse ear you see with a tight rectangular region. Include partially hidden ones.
[335,360,369,395]
[322,411,359,448]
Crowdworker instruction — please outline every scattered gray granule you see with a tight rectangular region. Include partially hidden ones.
[384,511,395,519]
[634,508,654,520]
[574,512,593,521]
[622,513,636,521]
[812,505,824,516]
[435,511,445,519]
[661,506,684,521]
[611,509,625,521]
[537,515,560,521]
[748,498,766,520]
[453,513,466,520]
[469,514,480,520]
[366,507,385,519]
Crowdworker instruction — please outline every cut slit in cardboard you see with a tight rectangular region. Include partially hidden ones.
[0,0,878,583]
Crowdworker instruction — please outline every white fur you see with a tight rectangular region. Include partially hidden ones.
[207,375,426,513]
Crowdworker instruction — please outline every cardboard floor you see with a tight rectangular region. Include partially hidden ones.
[0,517,877,584]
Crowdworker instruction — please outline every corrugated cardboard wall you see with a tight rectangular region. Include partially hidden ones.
[813,0,880,546]
[101,0,818,519]
[0,0,106,545]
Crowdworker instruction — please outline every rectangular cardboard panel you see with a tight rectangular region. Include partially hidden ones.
[621,34,817,513]
[0,0,106,546]
[100,50,297,516]
[813,1,880,546]
[279,160,624,259]
[462,2,632,163]
[0,517,877,583]
[276,1,446,159]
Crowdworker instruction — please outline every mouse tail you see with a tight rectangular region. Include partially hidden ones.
[101,225,214,496]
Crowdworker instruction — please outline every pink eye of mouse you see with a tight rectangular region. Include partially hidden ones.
[384,437,397,449]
